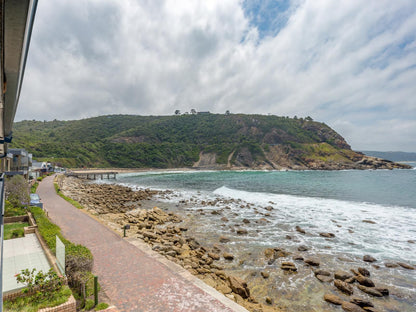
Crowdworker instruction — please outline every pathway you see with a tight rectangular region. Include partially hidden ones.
[37,175,245,312]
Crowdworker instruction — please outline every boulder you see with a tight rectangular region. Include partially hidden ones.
[374,287,389,296]
[219,236,230,243]
[341,302,365,312]
[350,297,374,308]
[265,296,272,304]
[397,262,414,270]
[335,270,353,281]
[316,275,333,283]
[384,263,399,268]
[314,269,331,277]
[293,255,304,261]
[363,255,377,263]
[357,285,382,297]
[236,229,248,235]
[362,220,376,224]
[355,275,375,287]
[221,217,229,222]
[334,280,354,295]
[298,245,308,251]
[358,268,370,277]
[227,276,250,299]
[260,271,270,279]
[323,293,343,305]
[296,226,306,234]
[305,258,320,266]
[281,261,297,272]
[208,253,220,260]
[320,232,336,238]
[223,253,234,260]
[242,218,250,224]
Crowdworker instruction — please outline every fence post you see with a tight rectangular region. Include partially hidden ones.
[94,275,98,306]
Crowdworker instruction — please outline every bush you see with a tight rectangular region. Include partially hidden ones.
[4,200,26,217]
[83,299,94,311]
[15,268,65,301]
[5,175,30,207]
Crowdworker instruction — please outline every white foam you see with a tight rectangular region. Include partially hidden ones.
[212,186,416,263]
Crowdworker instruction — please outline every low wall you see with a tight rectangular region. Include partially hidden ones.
[4,215,29,223]
[38,295,76,312]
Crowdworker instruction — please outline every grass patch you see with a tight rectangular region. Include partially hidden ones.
[3,285,71,312]
[4,222,29,240]
[53,182,83,210]
[95,303,109,311]
[30,182,39,194]
[4,201,27,217]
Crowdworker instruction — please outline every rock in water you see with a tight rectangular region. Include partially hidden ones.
[341,302,365,312]
[319,232,336,238]
[281,262,297,272]
[305,258,320,266]
[334,280,354,295]
[355,275,375,287]
[296,226,306,234]
[223,252,234,260]
[324,294,343,305]
[357,285,382,297]
[397,262,415,270]
[358,267,370,277]
[335,270,353,281]
[350,297,374,308]
[363,255,377,263]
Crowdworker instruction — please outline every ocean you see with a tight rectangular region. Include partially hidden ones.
[105,164,416,311]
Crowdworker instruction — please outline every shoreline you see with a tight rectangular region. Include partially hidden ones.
[59,175,416,312]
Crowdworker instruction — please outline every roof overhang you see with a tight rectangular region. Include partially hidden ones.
[0,0,38,156]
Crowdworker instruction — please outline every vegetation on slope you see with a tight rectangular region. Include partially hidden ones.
[11,113,402,169]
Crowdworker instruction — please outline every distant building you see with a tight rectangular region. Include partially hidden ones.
[1,148,32,179]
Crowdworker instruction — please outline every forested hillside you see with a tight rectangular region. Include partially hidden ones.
[10,114,409,170]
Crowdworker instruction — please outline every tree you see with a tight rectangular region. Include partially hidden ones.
[175,110,181,115]
[305,116,313,121]
[225,110,230,115]
[190,109,196,115]
[5,175,30,207]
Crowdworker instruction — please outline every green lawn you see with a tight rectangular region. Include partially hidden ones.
[4,222,29,240]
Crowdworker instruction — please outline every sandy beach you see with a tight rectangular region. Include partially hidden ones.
[58,174,415,312]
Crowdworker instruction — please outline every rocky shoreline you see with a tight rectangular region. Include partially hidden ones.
[59,176,415,312]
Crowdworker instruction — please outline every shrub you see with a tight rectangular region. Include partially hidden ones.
[83,299,94,311]
[15,268,65,302]
[5,175,30,207]
[4,200,26,217]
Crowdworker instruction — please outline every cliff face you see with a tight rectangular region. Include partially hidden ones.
[11,114,411,170]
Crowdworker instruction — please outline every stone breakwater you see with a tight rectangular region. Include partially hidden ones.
[60,177,415,312]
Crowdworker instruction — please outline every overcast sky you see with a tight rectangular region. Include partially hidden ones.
[17,0,416,152]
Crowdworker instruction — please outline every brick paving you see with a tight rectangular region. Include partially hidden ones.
[37,175,244,312]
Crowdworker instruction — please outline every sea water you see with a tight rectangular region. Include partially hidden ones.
[105,164,416,310]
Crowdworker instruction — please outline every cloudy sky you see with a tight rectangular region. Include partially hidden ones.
[18,0,416,152]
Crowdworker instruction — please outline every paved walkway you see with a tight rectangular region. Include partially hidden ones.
[37,175,245,312]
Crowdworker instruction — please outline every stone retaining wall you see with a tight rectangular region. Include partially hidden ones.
[38,295,76,312]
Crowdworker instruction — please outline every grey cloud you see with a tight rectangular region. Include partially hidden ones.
[17,0,416,151]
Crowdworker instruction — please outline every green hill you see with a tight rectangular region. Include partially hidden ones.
[10,114,409,170]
